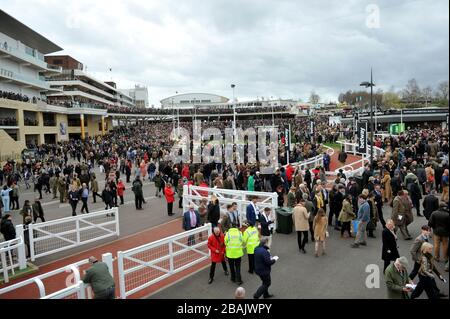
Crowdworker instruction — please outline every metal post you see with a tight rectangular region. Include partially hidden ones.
[102,252,114,276]
[29,223,36,262]
[114,206,120,236]
[231,84,236,142]
[1,252,8,283]
[168,242,174,273]
[370,68,374,164]
[117,252,126,299]
[15,225,27,270]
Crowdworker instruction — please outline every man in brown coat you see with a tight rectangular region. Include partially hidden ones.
[391,190,413,240]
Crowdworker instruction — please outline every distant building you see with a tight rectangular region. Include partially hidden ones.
[45,57,135,109]
[160,93,229,109]
[120,85,149,108]
[45,55,83,71]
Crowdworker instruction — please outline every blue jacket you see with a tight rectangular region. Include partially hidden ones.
[357,201,371,222]
[246,203,258,226]
[183,210,200,231]
[254,244,276,276]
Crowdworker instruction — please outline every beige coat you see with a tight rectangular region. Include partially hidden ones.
[381,173,392,201]
[313,216,328,241]
[292,205,310,231]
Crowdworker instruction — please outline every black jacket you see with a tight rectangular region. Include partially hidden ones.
[259,213,273,236]
[207,203,220,225]
[254,244,276,276]
[423,195,439,220]
[0,219,16,241]
[428,207,449,237]
[381,228,400,261]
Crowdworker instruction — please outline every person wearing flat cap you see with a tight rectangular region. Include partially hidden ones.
[82,256,116,299]
[384,256,413,299]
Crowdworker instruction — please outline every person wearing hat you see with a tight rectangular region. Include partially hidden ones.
[384,256,413,299]
[409,225,431,280]
[82,256,116,299]
[287,186,297,208]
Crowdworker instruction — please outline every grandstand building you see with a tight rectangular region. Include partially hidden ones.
[160,93,229,109]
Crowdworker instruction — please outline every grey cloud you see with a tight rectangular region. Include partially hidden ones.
[0,0,447,105]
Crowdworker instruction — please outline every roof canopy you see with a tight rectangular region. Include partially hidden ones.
[0,9,62,54]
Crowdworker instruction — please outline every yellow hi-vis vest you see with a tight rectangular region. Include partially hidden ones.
[225,228,244,259]
[243,226,260,255]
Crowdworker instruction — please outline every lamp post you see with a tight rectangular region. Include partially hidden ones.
[231,84,236,140]
[175,91,179,135]
[360,68,376,164]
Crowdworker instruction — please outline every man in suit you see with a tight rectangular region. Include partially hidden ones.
[259,207,274,248]
[409,225,431,280]
[183,204,200,246]
[382,219,400,271]
[246,196,259,227]
[253,237,277,299]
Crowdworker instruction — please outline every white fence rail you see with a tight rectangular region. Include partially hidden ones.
[0,253,114,299]
[337,140,385,159]
[0,225,27,284]
[118,223,212,299]
[289,144,335,171]
[28,207,119,261]
[184,186,278,227]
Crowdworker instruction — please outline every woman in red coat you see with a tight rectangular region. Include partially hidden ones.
[117,179,125,205]
[164,183,175,216]
[182,164,190,180]
[207,226,229,284]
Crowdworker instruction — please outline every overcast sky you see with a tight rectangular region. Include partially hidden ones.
[1,0,448,106]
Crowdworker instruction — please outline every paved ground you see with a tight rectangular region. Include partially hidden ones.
[150,202,449,299]
[2,155,448,299]
[5,171,184,266]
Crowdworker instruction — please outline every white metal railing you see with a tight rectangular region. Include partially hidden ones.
[289,144,335,171]
[337,140,385,159]
[28,207,120,261]
[118,223,212,299]
[185,186,278,227]
[0,225,27,284]
[0,253,114,299]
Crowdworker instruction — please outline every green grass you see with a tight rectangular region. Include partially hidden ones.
[323,142,342,150]
[0,263,39,285]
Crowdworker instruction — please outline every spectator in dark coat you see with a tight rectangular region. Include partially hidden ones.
[408,182,423,217]
[0,214,16,241]
[428,202,449,262]
[207,196,220,228]
[246,196,259,227]
[253,238,277,299]
[382,219,400,271]
[423,190,439,220]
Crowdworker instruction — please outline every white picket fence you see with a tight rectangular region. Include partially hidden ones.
[28,207,120,261]
[117,223,212,299]
[289,144,335,171]
[184,185,278,227]
[0,225,27,284]
[0,253,114,299]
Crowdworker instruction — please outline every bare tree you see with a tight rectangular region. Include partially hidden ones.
[422,86,433,107]
[402,78,421,106]
[309,91,320,104]
[437,81,449,101]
